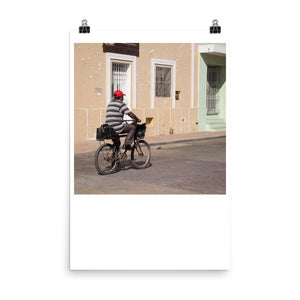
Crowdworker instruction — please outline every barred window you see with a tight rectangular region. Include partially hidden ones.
[207,66,220,115]
[155,66,171,97]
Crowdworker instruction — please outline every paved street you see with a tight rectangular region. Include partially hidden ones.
[74,137,226,194]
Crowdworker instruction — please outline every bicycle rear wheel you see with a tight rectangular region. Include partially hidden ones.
[131,140,151,169]
[94,143,118,175]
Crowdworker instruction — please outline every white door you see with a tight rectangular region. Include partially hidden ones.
[112,62,132,122]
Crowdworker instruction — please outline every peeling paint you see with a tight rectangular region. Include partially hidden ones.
[98,63,102,70]
[94,88,102,96]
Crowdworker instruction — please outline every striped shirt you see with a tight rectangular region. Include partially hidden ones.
[105,99,132,133]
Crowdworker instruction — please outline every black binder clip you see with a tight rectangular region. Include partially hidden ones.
[210,19,221,34]
[79,19,90,33]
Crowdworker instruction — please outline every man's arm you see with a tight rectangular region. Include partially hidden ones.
[129,112,141,123]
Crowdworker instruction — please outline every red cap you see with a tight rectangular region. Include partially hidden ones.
[113,90,126,97]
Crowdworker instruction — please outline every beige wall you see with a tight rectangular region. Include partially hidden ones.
[74,43,199,143]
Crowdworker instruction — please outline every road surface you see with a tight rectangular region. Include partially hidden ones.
[74,137,226,194]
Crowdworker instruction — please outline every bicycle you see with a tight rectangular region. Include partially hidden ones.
[94,121,151,175]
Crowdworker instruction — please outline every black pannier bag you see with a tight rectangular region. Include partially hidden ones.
[96,124,118,141]
[135,123,146,139]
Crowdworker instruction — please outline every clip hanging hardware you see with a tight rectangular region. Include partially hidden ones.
[210,19,221,34]
[79,19,90,33]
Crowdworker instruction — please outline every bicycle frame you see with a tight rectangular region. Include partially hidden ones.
[135,139,144,156]
[101,120,145,155]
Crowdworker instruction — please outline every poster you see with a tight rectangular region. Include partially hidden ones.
[70,29,230,270]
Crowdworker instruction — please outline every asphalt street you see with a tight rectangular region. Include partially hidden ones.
[74,137,226,194]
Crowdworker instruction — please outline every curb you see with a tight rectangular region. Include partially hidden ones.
[148,135,226,147]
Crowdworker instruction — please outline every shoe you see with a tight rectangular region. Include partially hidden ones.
[124,144,133,151]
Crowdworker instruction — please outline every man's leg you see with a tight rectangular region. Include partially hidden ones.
[112,136,120,150]
[122,124,136,147]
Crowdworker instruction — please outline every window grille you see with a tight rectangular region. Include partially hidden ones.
[207,66,220,115]
[155,66,171,97]
[112,63,128,92]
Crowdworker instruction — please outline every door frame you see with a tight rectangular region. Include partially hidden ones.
[106,53,137,108]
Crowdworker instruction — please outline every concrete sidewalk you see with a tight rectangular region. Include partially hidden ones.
[74,131,226,153]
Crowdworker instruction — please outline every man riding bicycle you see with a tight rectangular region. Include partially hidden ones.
[105,90,141,151]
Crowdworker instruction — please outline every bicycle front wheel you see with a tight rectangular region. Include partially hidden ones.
[131,140,151,169]
[94,143,118,175]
